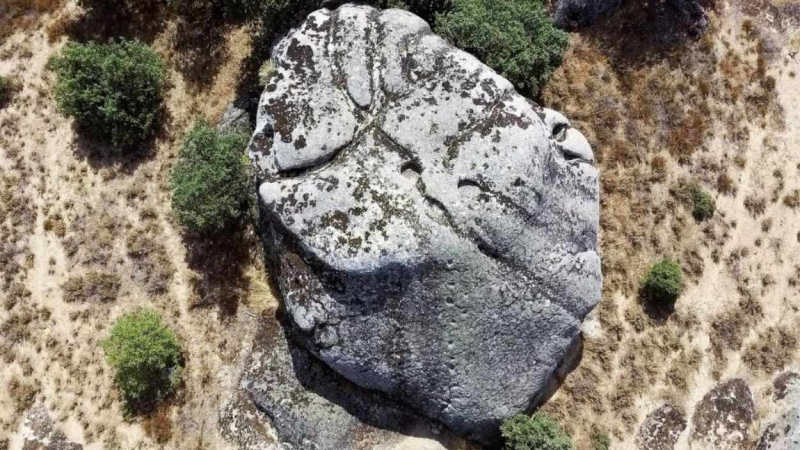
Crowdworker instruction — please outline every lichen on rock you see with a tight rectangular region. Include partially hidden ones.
[249,4,602,443]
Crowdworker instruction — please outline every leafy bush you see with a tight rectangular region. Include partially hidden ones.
[51,41,166,148]
[0,74,20,108]
[643,259,683,303]
[102,309,182,408]
[435,0,568,96]
[501,413,574,450]
[170,119,250,233]
[592,432,611,450]
[689,185,715,220]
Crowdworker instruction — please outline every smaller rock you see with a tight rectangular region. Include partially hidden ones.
[690,379,755,449]
[755,372,800,450]
[635,403,687,450]
[21,407,82,450]
[217,101,253,133]
[227,316,454,450]
[773,372,800,401]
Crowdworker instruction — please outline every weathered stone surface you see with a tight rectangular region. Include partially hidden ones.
[250,4,601,443]
[20,408,82,450]
[217,100,254,133]
[221,316,460,450]
[774,372,800,401]
[690,379,755,449]
[756,372,800,450]
[636,403,687,450]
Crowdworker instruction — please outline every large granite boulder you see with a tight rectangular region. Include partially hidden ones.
[249,4,601,443]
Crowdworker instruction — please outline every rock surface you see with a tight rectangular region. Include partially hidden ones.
[636,403,687,450]
[689,379,755,449]
[755,372,800,450]
[221,316,460,450]
[19,408,82,450]
[249,4,601,443]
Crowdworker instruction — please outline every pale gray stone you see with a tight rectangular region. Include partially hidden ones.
[249,4,601,443]
[756,372,800,450]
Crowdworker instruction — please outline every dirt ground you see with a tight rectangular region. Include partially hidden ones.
[1,0,799,449]
[0,2,279,448]
[540,0,800,448]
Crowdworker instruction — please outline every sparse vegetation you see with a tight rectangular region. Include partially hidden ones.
[435,0,568,96]
[61,272,121,303]
[592,432,611,450]
[643,259,683,303]
[51,41,166,148]
[501,413,573,450]
[170,119,250,234]
[689,185,715,221]
[784,190,800,209]
[102,309,183,410]
[0,74,20,108]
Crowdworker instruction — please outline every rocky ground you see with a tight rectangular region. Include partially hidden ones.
[1,0,799,449]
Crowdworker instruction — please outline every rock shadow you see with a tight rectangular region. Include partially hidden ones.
[183,224,255,319]
[64,3,170,44]
[535,334,585,408]
[170,2,233,87]
[242,308,475,449]
[580,0,711,68]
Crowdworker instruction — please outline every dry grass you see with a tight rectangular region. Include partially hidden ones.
[61,271,121,303]
[743,326,798,375]
[142,405,174,444]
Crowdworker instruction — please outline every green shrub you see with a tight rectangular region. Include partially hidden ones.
[690,185,715,221]
[170,119,250,233]
[643,258,683,303]
[102,309,182,409]
[0,75,22,108]
[501,413,574,450]
[435,0,568,96]
[592,432,611,450]
[51,41,167,148]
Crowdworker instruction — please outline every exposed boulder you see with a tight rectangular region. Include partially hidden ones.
[755,372,800,450]
[635,403,687,450]
[221,317,460,450]
[250,4,601,443]
[689,379,755,449]
[20,408,82,450]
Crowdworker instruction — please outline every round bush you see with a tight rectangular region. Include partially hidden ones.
[102,309,182,408]
[643,258,683,303]
[501,413,574,450]
[435,0,569,96]
[170,119,250,233]
[690,186,715,221]
[51,41,166,148]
